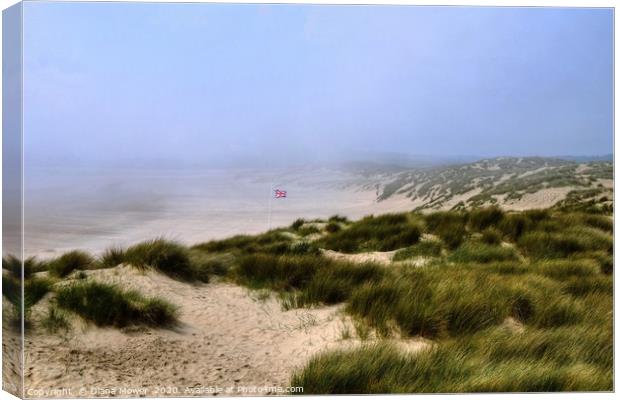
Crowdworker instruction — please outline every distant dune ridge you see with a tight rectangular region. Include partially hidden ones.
[370,156,613,212]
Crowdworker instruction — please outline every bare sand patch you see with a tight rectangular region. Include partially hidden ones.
[437,188,482,211]
[575,164,591,174]
[502,187,576,211]
[321,248,433,268]
[518,166,549,178]
[339,189,422,218]
[2,306,22,397]
[24,266,357,396]
[500,317,525,334]
[394,337,433,354]
[396,257,433,268]
[321,249,395,265]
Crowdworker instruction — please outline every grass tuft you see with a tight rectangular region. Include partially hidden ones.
[480,228,503,245]
[325,222,342,233]
[319,214,422,252]
[468,206,505,231]
[328,215,349,223]
[56,281,177,327]
[2,270,52,325]
[49,251,94,277]
[393,240,442,261]
[125,239,208,282]
[99,246,127,268]
[3,255,48,278]
[448,242,519,263]
[188,250,233,278]
[193,230,292,255]
[41,305,71,334]
[291,218,305,230]
[518,228,612,259]
[233,253,383,307]
[536,259,599,279]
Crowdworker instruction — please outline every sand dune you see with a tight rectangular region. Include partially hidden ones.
[25,266,358,397]
[501,187,577,211]
[23,264,432,397]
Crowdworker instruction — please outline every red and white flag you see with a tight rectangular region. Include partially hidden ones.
[274,189,287,198]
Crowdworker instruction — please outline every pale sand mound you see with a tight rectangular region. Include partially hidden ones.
[502,187,576,211]
[24,266,358,397]
[2,312,22,397]
[500,317,525,334]
[321,249,395,265]
[437,188,483,211]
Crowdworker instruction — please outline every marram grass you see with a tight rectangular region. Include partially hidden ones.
[56,281,178,328]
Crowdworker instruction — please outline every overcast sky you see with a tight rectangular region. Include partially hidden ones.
[22,3,613,167]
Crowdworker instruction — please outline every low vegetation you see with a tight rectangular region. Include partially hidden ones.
[293,323,612,393]
[393,240,443,261]
[99,246,126,268]
[424,211,468,249]
[2,256,52,325]
[123,239,209,282]
[56,281,177,327]
[49,250,94,277]
[448,242,519,263]
[193,230,294,255]
[40,305,71,334]
[291,207,611,392]
[234,253,384,307]
[318,213,422,252]
[3,255,48,278]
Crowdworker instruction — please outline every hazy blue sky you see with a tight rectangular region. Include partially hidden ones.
[22,3,613,167]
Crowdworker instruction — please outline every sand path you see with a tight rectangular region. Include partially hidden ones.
[24,266,356,397]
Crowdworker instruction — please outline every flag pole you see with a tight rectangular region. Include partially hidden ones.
[267,181,273,231]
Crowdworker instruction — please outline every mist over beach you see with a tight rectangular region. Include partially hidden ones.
[23,164,392,257]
